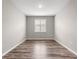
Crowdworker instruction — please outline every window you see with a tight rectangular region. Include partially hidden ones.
[35,19,46,32]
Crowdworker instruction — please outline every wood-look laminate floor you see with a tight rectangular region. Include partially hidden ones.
[3,40,77,59]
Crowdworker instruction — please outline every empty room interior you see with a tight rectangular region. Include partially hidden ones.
[2,0,77,59]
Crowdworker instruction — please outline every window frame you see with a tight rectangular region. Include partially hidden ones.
[34,19,46,32]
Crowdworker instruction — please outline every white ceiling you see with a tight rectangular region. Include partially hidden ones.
[11,0,71,16]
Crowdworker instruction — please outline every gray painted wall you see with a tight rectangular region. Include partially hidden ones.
[2,0,26,54]
[26,16,54,38]
[55,0,77,53]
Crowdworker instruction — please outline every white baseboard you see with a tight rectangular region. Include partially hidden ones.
[55,39,77,55]
[27,38,54,40]
[2,37,26,56]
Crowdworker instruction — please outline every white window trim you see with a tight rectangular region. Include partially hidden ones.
[34,19,46,32]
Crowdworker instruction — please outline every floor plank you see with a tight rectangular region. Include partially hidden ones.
[3,40,77,59]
